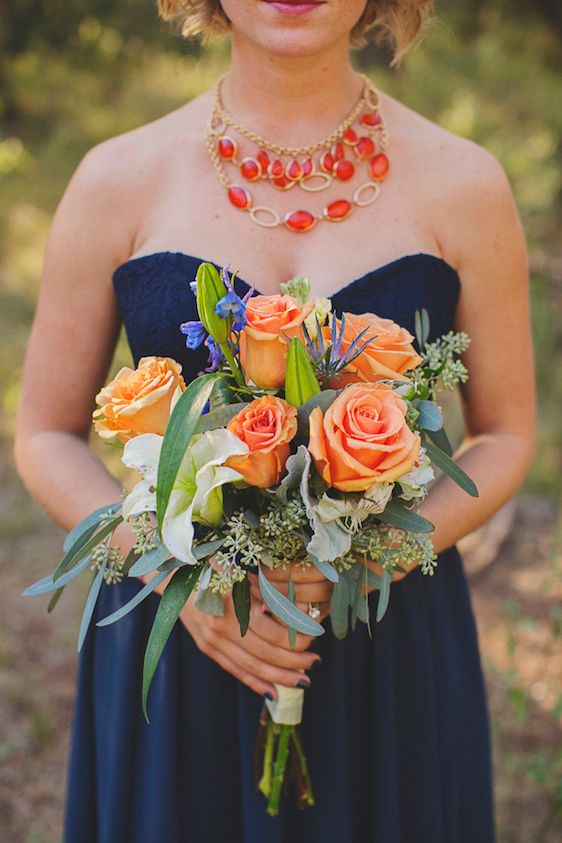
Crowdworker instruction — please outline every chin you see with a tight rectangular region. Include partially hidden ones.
[223,0,367,58]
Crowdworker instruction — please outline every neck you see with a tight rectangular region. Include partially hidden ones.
[221,33,362,145]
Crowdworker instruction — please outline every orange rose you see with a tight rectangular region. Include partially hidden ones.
[328,312,423,388]
[308,383,421,492]
[239,294,315,389]
[93,356,185,443]
[226,396,298,488]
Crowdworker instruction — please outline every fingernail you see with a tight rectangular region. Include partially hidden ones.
[296,679,310,690]
[264,691,274,701]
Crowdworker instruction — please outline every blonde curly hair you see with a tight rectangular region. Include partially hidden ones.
[157,0,434,65]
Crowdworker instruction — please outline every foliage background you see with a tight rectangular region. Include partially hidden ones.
[0,1,561,841]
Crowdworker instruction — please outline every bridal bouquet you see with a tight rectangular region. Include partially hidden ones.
[25,261,476,815]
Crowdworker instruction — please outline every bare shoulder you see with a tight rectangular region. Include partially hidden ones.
[57,92,212,265]
[381,91,527,278]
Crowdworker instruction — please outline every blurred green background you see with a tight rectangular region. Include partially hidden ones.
[0,2,561,841]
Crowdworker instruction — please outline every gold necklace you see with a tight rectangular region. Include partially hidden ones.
[205,73,390,233]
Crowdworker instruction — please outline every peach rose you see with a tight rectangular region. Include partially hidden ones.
[308,383,421,492]
[93,356,185,443]
[328,312,423,387]
[239,294,315,389]
[226,396,298,488]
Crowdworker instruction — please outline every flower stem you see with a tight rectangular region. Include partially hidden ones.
[219,341,246,390]
[290,726,315,808]
[267,724,292,816]
[258,721,275,798]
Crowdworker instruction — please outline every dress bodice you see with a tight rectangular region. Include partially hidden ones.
[112,252,461,377]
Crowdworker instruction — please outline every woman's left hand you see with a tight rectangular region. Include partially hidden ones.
[248,566,333,623]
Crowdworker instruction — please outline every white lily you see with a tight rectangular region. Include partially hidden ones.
[121,429,248,564]
[398,448,435,501]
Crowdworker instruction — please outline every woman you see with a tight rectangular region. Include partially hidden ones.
[15,1,535,841]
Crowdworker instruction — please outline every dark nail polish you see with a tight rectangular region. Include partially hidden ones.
[264,691,274,701]
[297,679,310,690]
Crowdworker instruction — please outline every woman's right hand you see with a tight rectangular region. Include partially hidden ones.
[179,589,322,699]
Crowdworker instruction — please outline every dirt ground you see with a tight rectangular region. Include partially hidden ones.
[0,452,561,843]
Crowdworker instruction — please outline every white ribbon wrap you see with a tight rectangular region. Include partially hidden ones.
[265,683,304,726]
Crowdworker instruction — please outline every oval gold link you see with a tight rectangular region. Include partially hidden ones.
[299,172,333,193]
[352,182,381,207]
[248,206,281,228]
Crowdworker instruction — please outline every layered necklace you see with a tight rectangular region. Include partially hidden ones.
[205,73,390,233]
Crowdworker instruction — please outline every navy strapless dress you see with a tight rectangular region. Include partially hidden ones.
[64,252,495,843]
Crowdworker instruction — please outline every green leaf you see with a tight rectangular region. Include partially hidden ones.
[287,579,297,649]
[78,562,107,652]
[63,502,121,552]
[128,543,171,577]
[309,554,339,584]
[414,308,430,350]
[423,440,479,497]
[156,373,219,529]
[142,565,202,721]
[23,555,91,597]
[416,400,444,432]
[377,499,434,533]
[53,515,123,581]
[193,538,226,560]
[195,402,249,434]
[296,389,338,436]
[425,426,453,456]
[47,587,64,613]
[284,338,321,408]
[350,569,364,632]
[376,570,393,622]
[258,567,324,637]
[233,577,251,637]
[97,571,169,627]
[330,576,349,640]
[195,587,225,616]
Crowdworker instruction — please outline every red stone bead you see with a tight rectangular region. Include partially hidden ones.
[354,136,376,159]
[370,153,390,181]
[324,199,353,221]
[240,157,261,181]
[257,149,270,171]
[228,185,252,210]
[269,159,284,179]
[285,210,317,233]
[334,159,355,181]
[302,158,313,177]
[361,111,382,127]
[218,136,237,159]
[320,151,334,173]
[273,175,292,190]
[332,142,345,161]
[287,159,303,180]
[343,127,358,145]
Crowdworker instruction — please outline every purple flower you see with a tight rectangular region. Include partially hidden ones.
[204,336,224,372]
[215,289,247,331]
[180,320,207,350]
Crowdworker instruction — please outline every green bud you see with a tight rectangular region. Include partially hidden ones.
[284,338,321,407]
[279,275,311,306]
[196,262,230,344]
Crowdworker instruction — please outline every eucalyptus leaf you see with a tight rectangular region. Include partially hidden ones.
[78,562,107,652]
[23,555,91,597]
[309,554,339,584]
[53,515,123,581]
[414,307,430,350]
[365,568,383,590]
[97,571,169,627]
[156,373,219,529]
[233,577,251,637]
[330,576,349,640]
[195,587,225,616]
[63,502,121,553]
[199,563,213,590]
[142,565,202,721]
[128,543,171,577]
[377,499,434,533]
[376,570,393,622]
[423,440,478,497]
[193,538,226,560]
[417,400,444,432]
[350,569,363,632]
[47,588,64,613]
[425,426,453,456]
[195,402,249,434]
[258,567,324,637]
